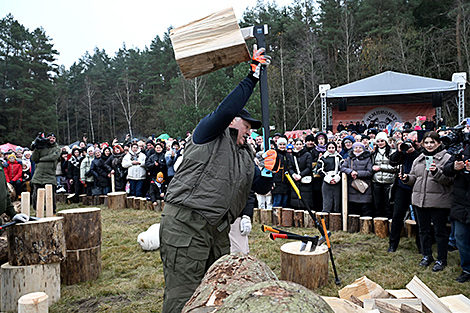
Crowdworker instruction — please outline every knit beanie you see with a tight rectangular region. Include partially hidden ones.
[157,172,164,182]
[352,142,365,150]
[277,137,287,145]
[8,153,16,160]
[376,132,388,141]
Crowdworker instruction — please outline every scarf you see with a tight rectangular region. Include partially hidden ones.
[316,145,326,153]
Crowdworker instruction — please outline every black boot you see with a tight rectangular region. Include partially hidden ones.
[387,244,397,253]
[432,259,447,272]
[419,255,434,267]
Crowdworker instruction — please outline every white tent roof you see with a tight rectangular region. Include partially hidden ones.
[327,71,458,98]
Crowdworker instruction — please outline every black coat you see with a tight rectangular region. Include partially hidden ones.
[106,153,128,191]
[289,148,314,208]
[90,157,112,188]
[146,151,168,178]
[443,145,470,223]
[272,149,291,195]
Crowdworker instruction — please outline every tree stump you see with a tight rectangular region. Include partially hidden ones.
[217,280,334,313]
[126,196,135,208]
[405,220,418,238]
[182,254,278,313]
[18,292,48,313]
[304,211,315,228]
[329,213,342,231]
[1,262,60,312]
[55,193,67,204]
[294,210,304,227]
[0,236,8,264]
[373,217,389,239]
[99,195,107,205]
[316,212,329,229]
[147,201,156,211]
[273,207,282,226]
[107,192,127,210]
[253,208,261,224]
[7,217,66,266]
[360,216,374,234]
[140,198,148,211]
[347,215,360,233]
[133,197,143,210]
[281,208,294,227]
[57,208,101,285]
[260,209,273,225]
[281,242,329,290]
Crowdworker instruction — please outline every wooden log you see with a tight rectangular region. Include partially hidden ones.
[0,237,8,264]
[273,207,282,226]
[182,254,278,312]
[253,208,261,224]
[374,217,389,239]
[140,198,148,211]
[45,185,53,217]
[349,295,364,308]
[293,210,304,227]
[133,197,143,210]
[126,196,135,208]
[55,193,67,204]
[359,216,374,234]
[98,195,107,205]
[170,7,251,80]
[304,211,315,228]
[280,242,329,290]
[281,208,294,227]
[107,192,127,210]
[79,194,87,204]
[347,214,360,233]
[92,196,100,206]
[217,280,334,313]
[147,200,156,211]
[363,299,423,312]
[21,192,30,216]
[1,262,60,312]
[36,188,45,218]
[329,213,342,231]
[316,212,329,229]
[259,209,273,225]
[57,208,102,285]
[7,217,66,266]
[405,220,418,238]
[18,292,49,313]
[342,173,348,231]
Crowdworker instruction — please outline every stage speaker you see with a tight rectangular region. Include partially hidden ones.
[339,98,347,111]
[432,93,443,108]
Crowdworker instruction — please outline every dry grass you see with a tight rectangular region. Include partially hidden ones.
[49,204,469,312]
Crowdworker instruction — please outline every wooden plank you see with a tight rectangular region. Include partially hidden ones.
[322,296,368,313]
[339,276,389,301]
[170,7,250,79]
[401,303,423,313]
[386,289,416,299]
[406,276,451,313]
[21,192,30,216]
[363,299,422,312]
[439,294,470,313]
[45,184,53,217]
[342,173,348,231]
[36,188,45,218]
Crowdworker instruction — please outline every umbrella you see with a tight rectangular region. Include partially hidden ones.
[69,140,80,149]
[157,133,170,140]
[251,132,260,139]
[0,143,18,153]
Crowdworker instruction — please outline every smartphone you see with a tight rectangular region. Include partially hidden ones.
[400,165,404,176]
[425,156,433,170]
[466,117,470,126]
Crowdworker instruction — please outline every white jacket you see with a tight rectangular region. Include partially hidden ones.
[122,150,147,180]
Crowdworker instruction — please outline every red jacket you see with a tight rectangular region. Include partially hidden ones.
[6,161,22,182]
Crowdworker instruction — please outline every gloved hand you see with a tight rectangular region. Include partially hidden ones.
[239,215,252,236]
[250,44,271,79]
[257,149,280,173]
[12,213,29,223]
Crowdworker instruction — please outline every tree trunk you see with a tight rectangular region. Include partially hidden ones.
[347,214,360,233]
[108,192,127,210]
[329,213,342,231]
[360,216,374,234]
[182,254,278,313]
[374,217,389,239]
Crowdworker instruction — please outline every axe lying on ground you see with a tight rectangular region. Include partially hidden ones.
[261,224,331,251]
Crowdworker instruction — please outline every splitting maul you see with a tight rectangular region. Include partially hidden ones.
[261,224,331,251]
[270,232,319,252]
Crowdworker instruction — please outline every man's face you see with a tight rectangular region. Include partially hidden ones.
[132,145,139,153]
[256,136,263,145]
[48,136,56,144]
[305,140,315,148]
[230,118,252,145]
[88,150,94,156]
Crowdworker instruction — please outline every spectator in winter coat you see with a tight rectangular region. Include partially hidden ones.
[149,172,167,211]
[145,140,156,158]
[122,143,147,197]
[146,142,167,179]
[90,149,112,195]
[67,148,83,202]
[341,142,374,216]
[22,150,35,178]
[340,135,355,158]
[80,147,95,196]
[317,142,343,213]
[107,145,127,192]
[165,141,181,184]
[5,154,22,199]
[289,140,313,209]
[272,137,290,207]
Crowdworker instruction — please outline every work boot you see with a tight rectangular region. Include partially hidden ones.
[418,255,434,267]
[456,271,470,283]
[432,259,447,272]
[387,244,397,253]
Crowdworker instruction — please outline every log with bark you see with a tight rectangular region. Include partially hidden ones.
[253,208,261,224]
[347,214,360,233]
[304,211,315,228]
[293,210,304,227]
[373,217,389,239]
[182,253,278,313]
[329,213,342,231]
[259,209,273,225]
[18,292,49,313]
[281,208,294,227]
[359,216,374,234]
[217,280,334,313]
[0,236,8,264]
[316,212,329,229]
[273,207,282,226]
[107,191,127,210]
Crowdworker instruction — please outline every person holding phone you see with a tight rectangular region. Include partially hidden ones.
[400,131,453,271]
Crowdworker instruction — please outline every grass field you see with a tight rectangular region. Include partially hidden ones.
[49,203,470,312]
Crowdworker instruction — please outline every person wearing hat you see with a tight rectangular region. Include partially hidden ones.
[340,135,355,158]
[5,153,22,200]
[31,133,60,214]
[0,160,30,224]
[271,137,290,208]
[80,146,95,195]
[149,172,167,211]
[160,48,277,313]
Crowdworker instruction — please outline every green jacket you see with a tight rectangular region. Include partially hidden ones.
[0,164,18,219]
[31,143,60,185]
[165,128,254,226]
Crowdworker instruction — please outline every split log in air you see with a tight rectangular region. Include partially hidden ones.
[281,208,294,227]
[182,253,278,313]
[273,207,282,226]
[347,215,360,233]
[373,217,389,239]
[359,216,374,234]
[107,192,127,210]
[260,209,273,225]
[329,213,342,231]
[7,217,66,266]
[1,262,60,312]
[280,242,329,290]
[170,7,250,79]
[217,280,334,313]
[294,210,304,227]
[18,292,49,313]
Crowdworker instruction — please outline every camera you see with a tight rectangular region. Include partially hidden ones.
[399,139,414,152]
[440,125,470,157]
[31,132,50,150]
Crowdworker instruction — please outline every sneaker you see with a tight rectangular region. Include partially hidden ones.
[56,186,66,193]
[456,271,470,283]
[419,255,434,267]
[387,245,397,253]
[432,259,447,272]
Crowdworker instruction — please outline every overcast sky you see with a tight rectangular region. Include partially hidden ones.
[1,0,294,69]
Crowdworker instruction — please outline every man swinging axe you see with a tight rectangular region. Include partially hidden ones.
[160,47,280,313]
